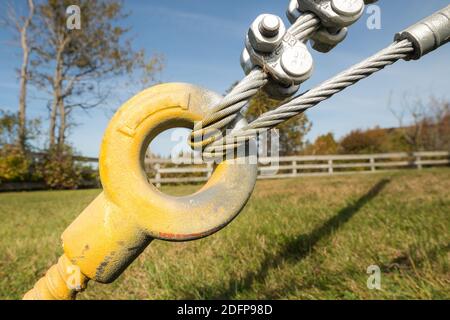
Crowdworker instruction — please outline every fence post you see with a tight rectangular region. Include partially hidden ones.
[154,163,161,188]
[415,154,422,170]
[143,155,149,173]
[206,162,213,179]
[328,159,333,174]
[292,160,297,176]
[370,157,376,172]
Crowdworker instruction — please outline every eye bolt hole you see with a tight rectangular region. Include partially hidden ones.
[145,127,210,196]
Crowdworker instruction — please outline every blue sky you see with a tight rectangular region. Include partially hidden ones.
[0,0,449,157]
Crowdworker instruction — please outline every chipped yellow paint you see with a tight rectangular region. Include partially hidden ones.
[23,83,258,299]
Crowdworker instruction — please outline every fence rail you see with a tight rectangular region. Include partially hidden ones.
[145,151,450,187]
[8,151,446,191]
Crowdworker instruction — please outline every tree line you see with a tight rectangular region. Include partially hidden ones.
[304,96,450,155]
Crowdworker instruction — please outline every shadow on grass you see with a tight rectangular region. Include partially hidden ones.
[197,179,390,299]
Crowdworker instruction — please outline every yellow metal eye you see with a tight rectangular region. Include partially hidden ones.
[61,83,258,283]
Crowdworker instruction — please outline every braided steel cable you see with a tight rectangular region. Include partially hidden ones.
[203,39,414,159]
[188,68,267,149]
[188,13,322,150]
[289,12,321,41]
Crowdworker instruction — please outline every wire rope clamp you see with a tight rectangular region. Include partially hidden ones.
[61,83,258,283]
[246,23,313,86]
[289,0,372,53]
[244,14,313,99]
[297,0,365,29]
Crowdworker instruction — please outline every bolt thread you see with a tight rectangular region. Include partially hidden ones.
[259,15,280,37]
[23,254,89,300]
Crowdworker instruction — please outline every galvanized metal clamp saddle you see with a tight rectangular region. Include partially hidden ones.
[242,0,376,99]
[24,1,449,299]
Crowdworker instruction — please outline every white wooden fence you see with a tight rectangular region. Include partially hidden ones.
[145,151,450,187]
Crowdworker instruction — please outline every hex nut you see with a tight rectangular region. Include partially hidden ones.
[248,14,286,53]
[263,81,300,100]
[310,27,348,52]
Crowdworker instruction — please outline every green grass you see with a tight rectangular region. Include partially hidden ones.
[0,168,449,300]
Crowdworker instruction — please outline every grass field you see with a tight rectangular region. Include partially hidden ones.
[0,168,449,300]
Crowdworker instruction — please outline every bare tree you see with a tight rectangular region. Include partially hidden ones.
[30,0,163,151]
[427,96,450,150]
[5,0,35,151]
[390,93,450,151]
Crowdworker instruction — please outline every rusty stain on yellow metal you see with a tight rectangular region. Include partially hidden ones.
[23,83,258,299]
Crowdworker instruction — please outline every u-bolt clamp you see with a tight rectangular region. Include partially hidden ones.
[24,83,258,299]
[287,0,378,53]
[241,14,314,100]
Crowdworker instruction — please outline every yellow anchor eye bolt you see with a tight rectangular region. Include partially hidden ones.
[23,83,258,299]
